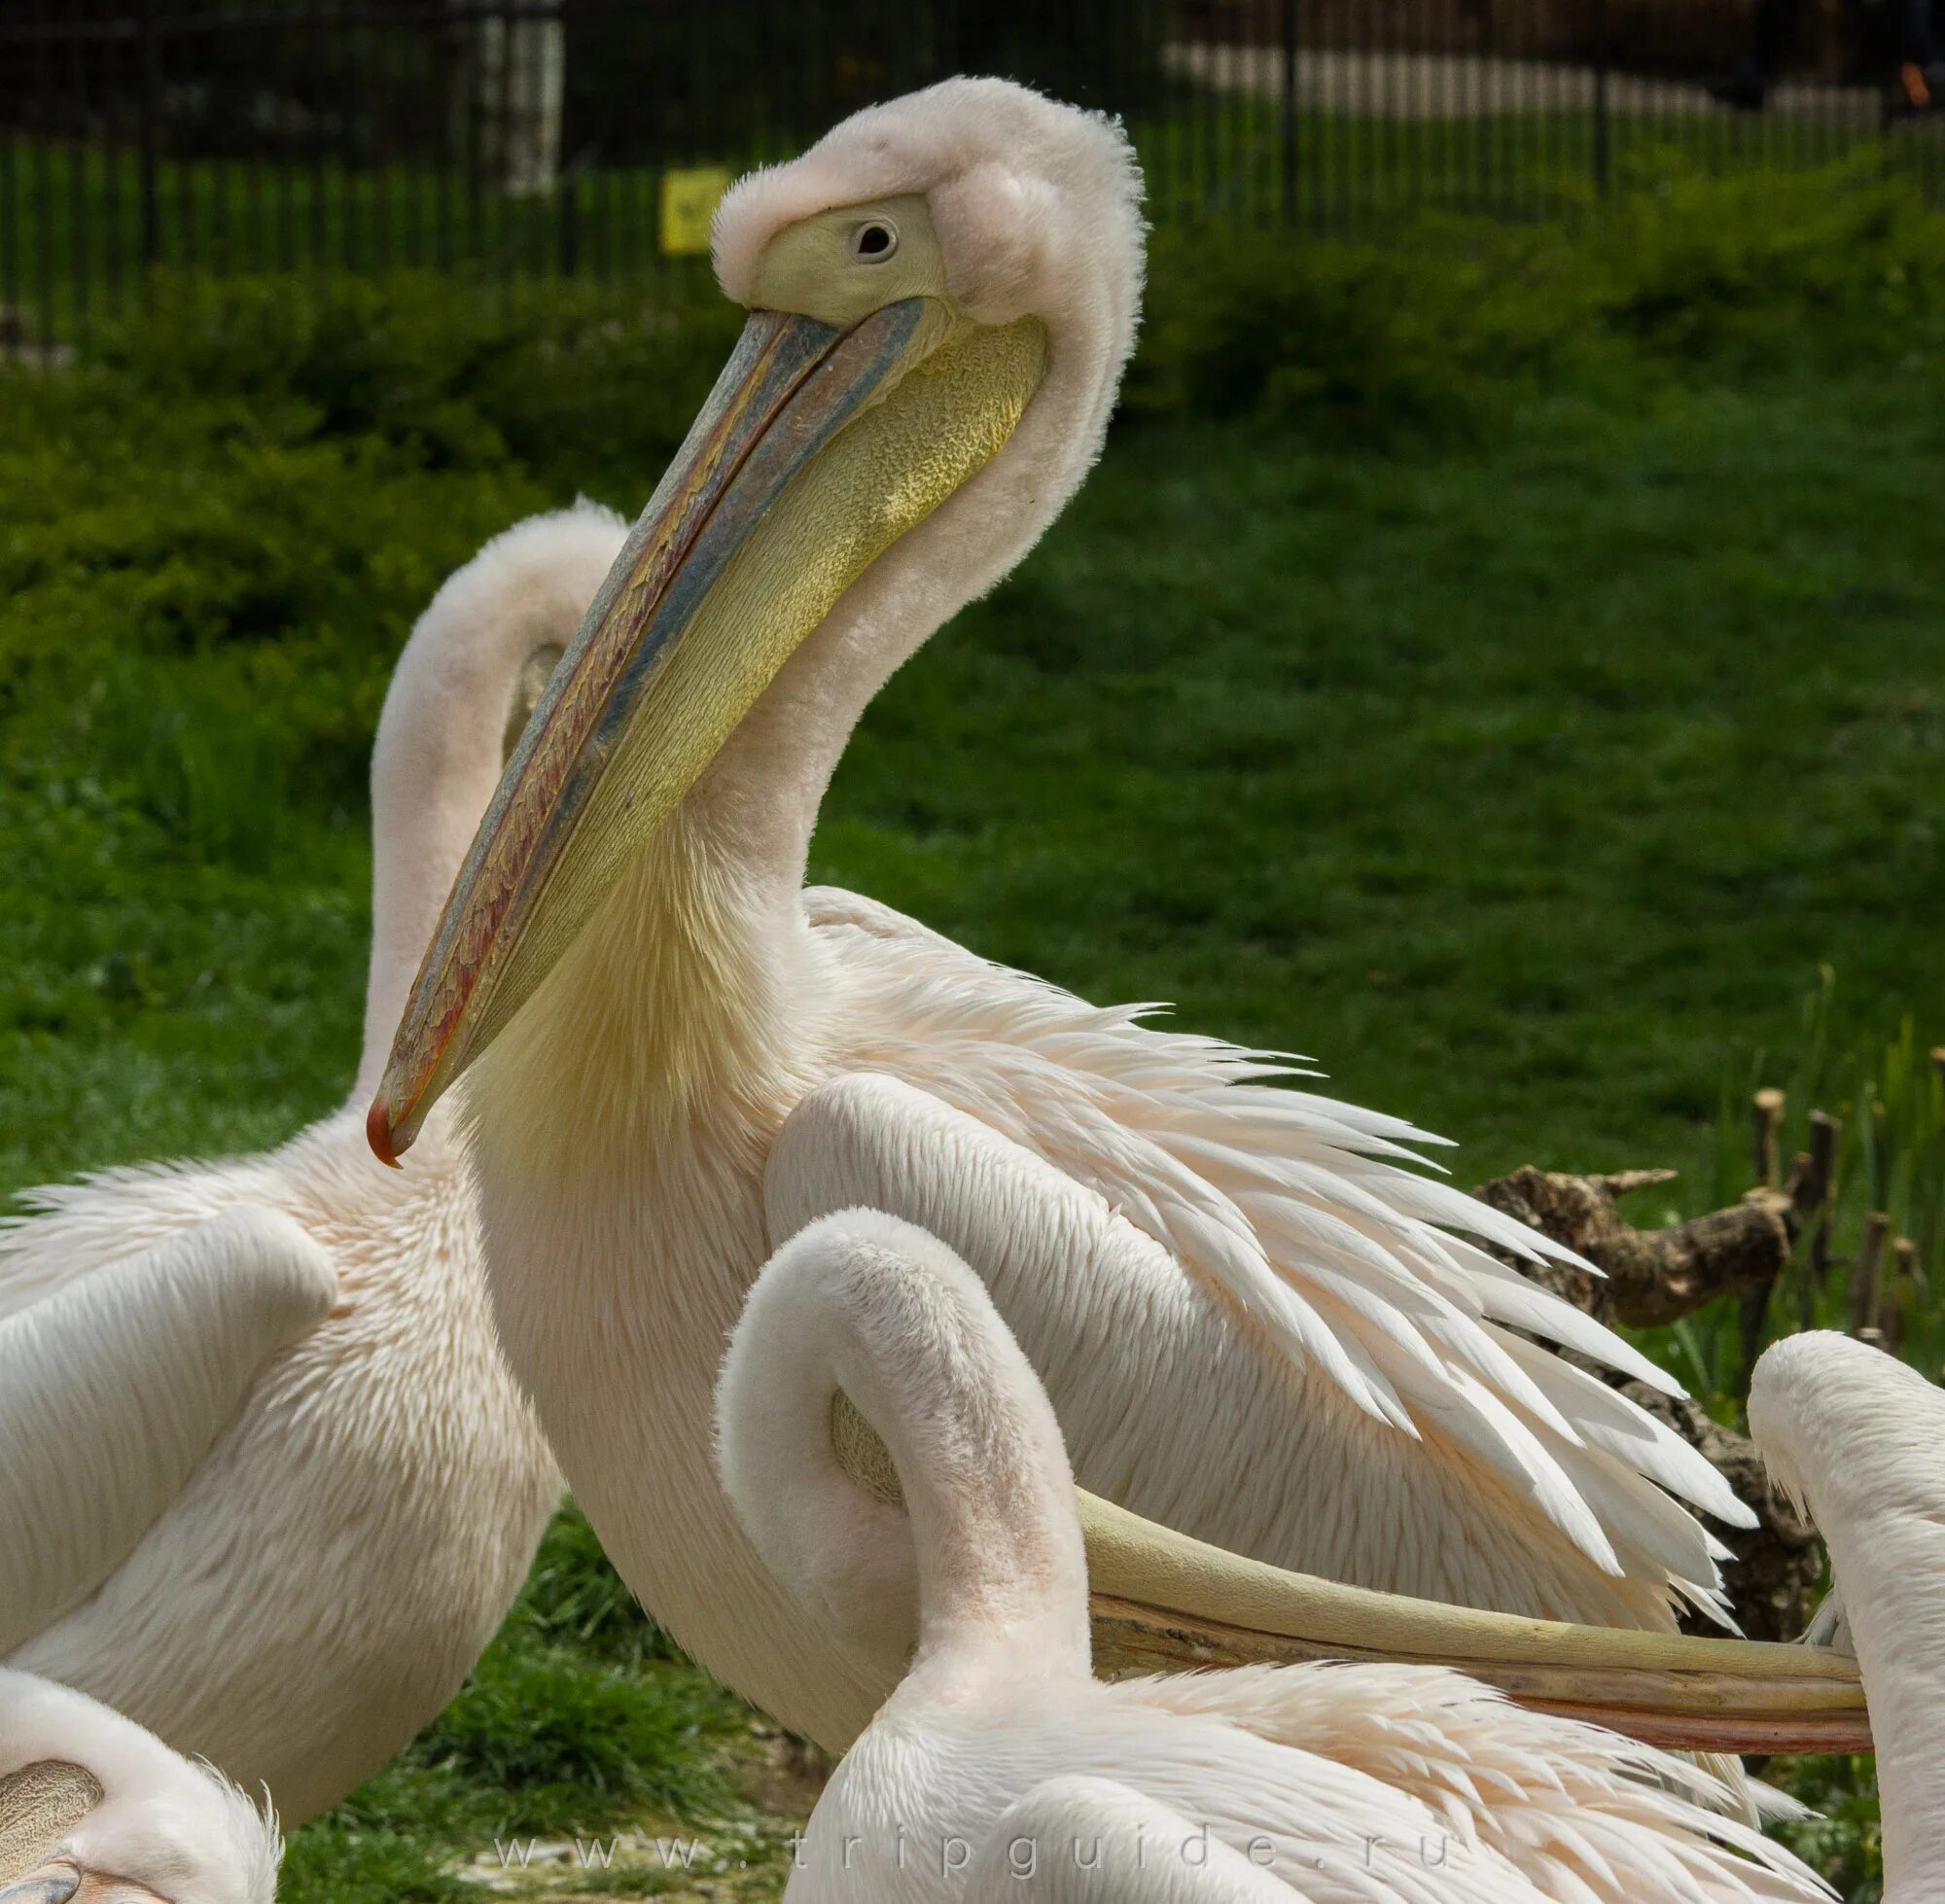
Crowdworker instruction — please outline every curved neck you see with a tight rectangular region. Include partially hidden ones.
[356,510,625,1098]
[701,253,1143,889]
[484,298,1137,1157]
[720,1214,1090,1678]
[1755,1340,1945,1903]
[1808,1442,1945,1896]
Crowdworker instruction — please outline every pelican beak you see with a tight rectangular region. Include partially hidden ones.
[0,1762,102,1904]
[1079,1492,1869,1756]
[0,1877,173,1904]
[828,1393,1867,1753]
[369,298,1047,1162]
[0,1871,80,1904]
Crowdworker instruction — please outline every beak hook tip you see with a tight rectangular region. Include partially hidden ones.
[367,1094,404,1169]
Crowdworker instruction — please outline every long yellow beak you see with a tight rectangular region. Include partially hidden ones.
[371,301,936,1159]
[1079,1493,1866,1755]
[370,296,1046,1163]
[833,1395,1865,1753]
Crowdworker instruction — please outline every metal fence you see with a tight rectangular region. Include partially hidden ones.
[4,0,1944,348]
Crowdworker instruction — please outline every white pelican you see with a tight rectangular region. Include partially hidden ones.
[0,1669,277,1904]
[1750,1332,1945,1904]
[370,80,1858,1753]
[718,1211,1830,1902]
[0,507,630,1820]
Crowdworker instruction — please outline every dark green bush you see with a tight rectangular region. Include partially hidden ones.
[1127,151,1945,443]
[95,269,741,495]
[5,146,1939,924]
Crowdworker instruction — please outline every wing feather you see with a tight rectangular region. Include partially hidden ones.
[1118,1666,1831,1903]
[965,1779,1295,1901]
[0,1206,336,1654]
[805,889,1733,1620]
[1490,1331,1754,1532]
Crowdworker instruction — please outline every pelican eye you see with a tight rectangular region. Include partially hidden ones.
[849,219,899,262]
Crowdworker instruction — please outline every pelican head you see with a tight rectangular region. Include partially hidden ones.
[0,1674,278,1904]
[371,78,1143,1159]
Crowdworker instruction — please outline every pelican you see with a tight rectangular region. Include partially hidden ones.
[719,1211,1830,1902]
[0,1670,277,1904]
[0,507,629,1821]
[1751,1332,1945,1904]
[370,80,1860,1753]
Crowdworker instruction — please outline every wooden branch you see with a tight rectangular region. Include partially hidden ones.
[1472,1164,1791,1330]
[1470,1158,1823,1640]
[1606,1379,1823,1643]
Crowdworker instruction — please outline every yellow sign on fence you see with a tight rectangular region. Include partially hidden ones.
[659,167,731,257]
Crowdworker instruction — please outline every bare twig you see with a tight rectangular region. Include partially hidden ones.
[1752,1087,1786,1190]
[1852,1213,1891,1340]
[1737,1091,1817,1393]
[1806,1110,1840,1296]
[1887,1237,1919,1353]
[1805,1110,1839,1207]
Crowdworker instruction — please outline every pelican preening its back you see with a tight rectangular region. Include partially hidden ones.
[370,78,1863,1755]
[1751,1334,1945,1904]
[719,1213,1830,1902]
[0,508,630,1821]
[0,1670,277,1904]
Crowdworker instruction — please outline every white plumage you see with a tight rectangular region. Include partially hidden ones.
[377,80,1755,1753]
[1750,1332,1945,1904]
[0,1668,277,1904]
[0,508,632,1820]
[965,1781,1291,1901]
[719,1211,1829,1903]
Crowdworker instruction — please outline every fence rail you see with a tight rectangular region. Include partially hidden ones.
[4,0,1943,349]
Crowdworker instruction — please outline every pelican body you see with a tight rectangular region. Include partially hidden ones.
[370,83,1860,1754]
[721,1213,1829,1903]
[0,1670,277,1904]
[0,510,628,1819]
[1751,1333,1945,1904]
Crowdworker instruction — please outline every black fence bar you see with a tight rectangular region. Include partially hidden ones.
[2,0,1943,346]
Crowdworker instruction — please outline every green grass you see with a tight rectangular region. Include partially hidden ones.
[275,1513,783,1904]
[5,171,1943,1896]
[10,345,1937,1189]
[821,378,1945,1185]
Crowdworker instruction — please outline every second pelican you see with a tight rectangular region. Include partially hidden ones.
[2,508,622,1818]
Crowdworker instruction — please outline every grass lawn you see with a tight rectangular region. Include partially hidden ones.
[3,190,1941,1896]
